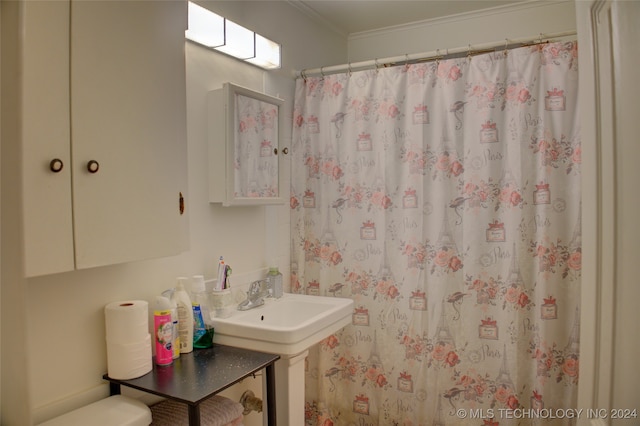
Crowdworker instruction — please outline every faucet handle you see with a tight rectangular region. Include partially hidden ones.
[249,280,264,295]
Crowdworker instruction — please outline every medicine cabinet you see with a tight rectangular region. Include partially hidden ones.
[208,83,286,206]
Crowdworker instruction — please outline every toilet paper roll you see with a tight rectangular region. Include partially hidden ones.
[106,333,152,380]
[105,300,149,344]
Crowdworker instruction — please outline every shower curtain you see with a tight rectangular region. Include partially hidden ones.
[291,41,580,425]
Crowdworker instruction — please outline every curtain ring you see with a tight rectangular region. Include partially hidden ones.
[504,38,509,56]
[374,58,380,73]
[300,69,307,82]
[320,66,325,79]
[435,49,441,66]
[404,54,410,70]
[539,33,544,44]
[467,44,472,61]
[347,62,352,77]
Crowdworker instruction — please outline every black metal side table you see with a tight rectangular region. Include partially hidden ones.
[104,344,279,426]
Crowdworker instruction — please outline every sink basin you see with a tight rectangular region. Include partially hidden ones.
[210,293,354,355]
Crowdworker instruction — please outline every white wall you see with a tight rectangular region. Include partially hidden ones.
[0,1,346,424]
[347,0,576,62]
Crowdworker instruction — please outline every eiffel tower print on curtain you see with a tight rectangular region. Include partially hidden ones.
[433,299,455,347]
[495,343,515,389]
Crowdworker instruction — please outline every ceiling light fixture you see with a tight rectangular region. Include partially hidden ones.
[185,2,281,70]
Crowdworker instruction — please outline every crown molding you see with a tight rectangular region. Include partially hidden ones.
[348,0,572,40]
[285,0,348,38]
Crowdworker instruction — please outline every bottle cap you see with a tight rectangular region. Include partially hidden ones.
[269,266,279,274]
[176,276,189,290]
[192,275,206,293]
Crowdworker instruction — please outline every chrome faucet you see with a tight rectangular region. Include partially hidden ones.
[238,280,266,311]
[237,278,282,311]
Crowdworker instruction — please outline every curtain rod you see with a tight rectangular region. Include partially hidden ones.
[296,30,576,79]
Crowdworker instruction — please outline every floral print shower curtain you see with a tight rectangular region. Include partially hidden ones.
[291,42,580,425]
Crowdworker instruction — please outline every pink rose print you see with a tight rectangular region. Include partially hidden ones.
[450,160,464,177]
[435,154,451,171]
[332,165,343,180]
[434,249,452,267]
[530,133,580,173]
[388,104,400,118]
[506,395,519,410]
[517,292,530,308]
[562,355,579,378]
[448,256,463,272]
[445,351,460,367]
[518,88,531,103]
[567,250,581,270]
[505,286,519,304]
[572,144,582,164]
[290,196,299,210]
[331,82,343,96]
[510,191,522,206]
[432,343,448,361]
[494,385,510,403]
[387,285,400,299]
[449,66,462,81]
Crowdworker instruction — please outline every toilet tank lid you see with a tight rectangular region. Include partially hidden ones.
[37,395,151,426]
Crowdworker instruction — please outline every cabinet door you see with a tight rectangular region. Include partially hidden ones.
[208,83,286,206]
[22,1,75,277]
[70,0,188,269]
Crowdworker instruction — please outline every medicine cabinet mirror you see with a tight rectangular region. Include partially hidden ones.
[208,82,286,206]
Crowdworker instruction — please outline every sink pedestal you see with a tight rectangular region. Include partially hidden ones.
[264,350,308,426]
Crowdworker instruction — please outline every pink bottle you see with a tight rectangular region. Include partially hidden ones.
[153,296,174,366]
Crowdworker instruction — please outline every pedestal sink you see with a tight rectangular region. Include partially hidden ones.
[210,293,353,425]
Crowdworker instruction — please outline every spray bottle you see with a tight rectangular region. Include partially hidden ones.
[153,295,173,366]
[172,277,194,354]
[191,275,210,344]
[161,288,180,360]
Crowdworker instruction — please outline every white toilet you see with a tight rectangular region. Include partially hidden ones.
[38,395,151,426]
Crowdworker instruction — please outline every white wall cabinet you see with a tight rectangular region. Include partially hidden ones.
[208,83,287,206]
[21,0,188,277]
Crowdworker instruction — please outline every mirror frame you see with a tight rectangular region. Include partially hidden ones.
[210,82,286,206]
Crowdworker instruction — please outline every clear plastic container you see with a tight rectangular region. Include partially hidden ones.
[210,289,234,319]
[172,277,194,354]
[267,266,283,298]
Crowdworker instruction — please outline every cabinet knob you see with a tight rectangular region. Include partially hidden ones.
[282,147,289,155]
[87,160,100,173]
[49,158,64,173]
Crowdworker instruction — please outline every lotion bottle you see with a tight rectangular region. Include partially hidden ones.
[172,277,194,354]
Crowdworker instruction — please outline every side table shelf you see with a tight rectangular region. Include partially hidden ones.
[103,344,279,426]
